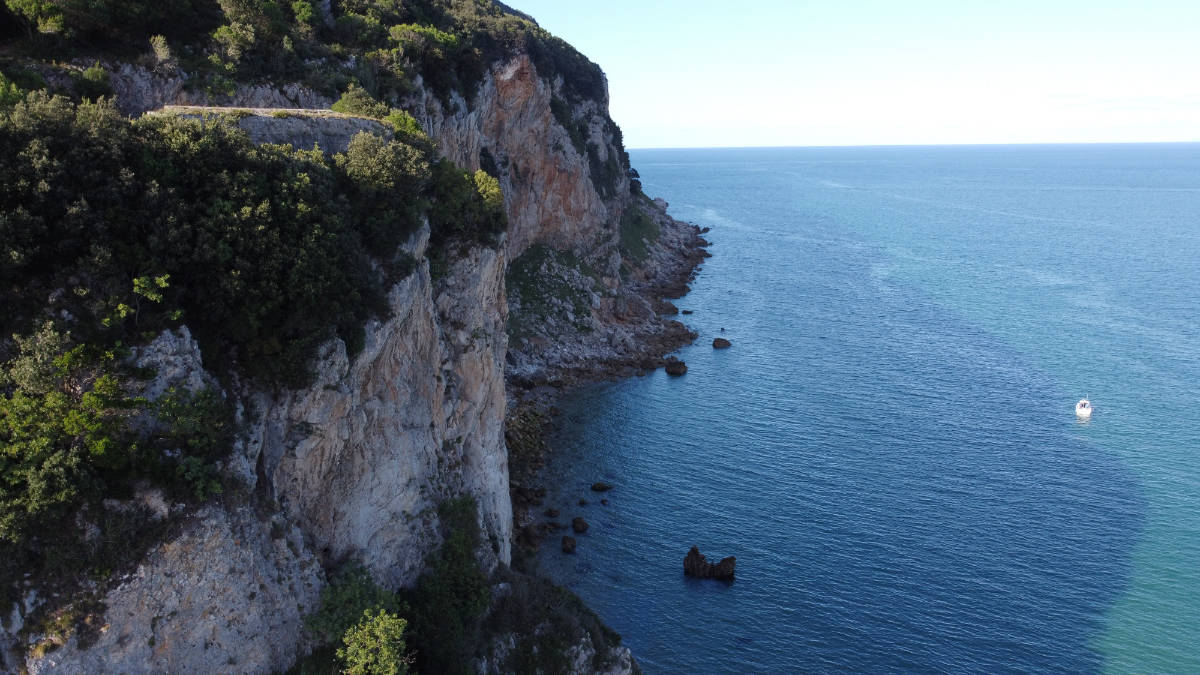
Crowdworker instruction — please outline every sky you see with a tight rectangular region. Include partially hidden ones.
[509,0,1200,148]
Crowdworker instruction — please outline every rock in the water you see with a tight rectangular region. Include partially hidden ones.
[664,358,687,376]
[562,536,577,554]
[544,508,559,518]
[591,482,614,492]
[681,309,694,315]
[683,546,736,580]
[600,499,609,506]
[578,498,588,506]
[713,338,732,349]
[572,517,589,533]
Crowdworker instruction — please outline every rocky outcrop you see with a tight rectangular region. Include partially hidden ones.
[151,107,388,154]
[108,63,331,116]
[683,546,736,580]
[664,357,688,376]
[572,517,590,534]
[24,506,322,674]
[18,223,513,671]
[713,338,732,349]
[247,227,512,589]
[561,634,637,675]
[129,326,215,401]
[414,54,627,261]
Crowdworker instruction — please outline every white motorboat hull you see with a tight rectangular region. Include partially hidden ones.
[1076,401,1092,419]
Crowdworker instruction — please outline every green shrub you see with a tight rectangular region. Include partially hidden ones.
[75,61,110,100]
[149,34,172,64]
[549,95,586,155]
[331,83,391,119]
[405,498,490,675]
[0,320,235,551]
[487,572,625,674]
[504,245,596,338]
[337,609,411,675]
[0,72,26,106]
[305,563,404,646]
[428,160,507,248]
[383,109,422,137]
[619,202,660,263]
[0,329,143,545]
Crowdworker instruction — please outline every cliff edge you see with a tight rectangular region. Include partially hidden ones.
[0,1,701,671]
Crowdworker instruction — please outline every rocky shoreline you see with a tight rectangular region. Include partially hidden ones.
[504,198,711,562]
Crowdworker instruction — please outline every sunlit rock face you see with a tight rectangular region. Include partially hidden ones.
[416,54,631,260]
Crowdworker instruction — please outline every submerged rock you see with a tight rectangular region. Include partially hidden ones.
[683,546,735,580]
[544,508,559,518]
[591,482,614,492]
[561,536,577,553]
[572,517,589,533]
[713,337,732,349]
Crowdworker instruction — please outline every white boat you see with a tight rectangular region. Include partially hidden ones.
[1075,398,1093,419]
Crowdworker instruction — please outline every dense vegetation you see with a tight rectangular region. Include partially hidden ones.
[0,90,505,626]
[296,498,488,674]
[2,0,634,197]
[2,0,608,105]
[506,244,598,339]
[1,93,430,386]
[295,497,623,673]
[0,0,634,666]
[619,199,662,264]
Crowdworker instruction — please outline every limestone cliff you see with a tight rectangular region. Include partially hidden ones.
[248,228,512,590]
[6,7,693,673]
[415,53,629,260]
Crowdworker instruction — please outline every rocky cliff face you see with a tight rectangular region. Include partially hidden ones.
[10,20,670,674]
[156,106,387,154]
[248,228,512,590]
[25,506,323,675]
[8,226,514,673]
[107,63,333,116]
[415,54,629,261]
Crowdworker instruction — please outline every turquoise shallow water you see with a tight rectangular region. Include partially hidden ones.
[535,145,1200,673]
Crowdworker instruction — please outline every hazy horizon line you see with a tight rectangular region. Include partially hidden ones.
[628,139,1200,151]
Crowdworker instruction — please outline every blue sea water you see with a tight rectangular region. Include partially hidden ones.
[534,145,1200,673]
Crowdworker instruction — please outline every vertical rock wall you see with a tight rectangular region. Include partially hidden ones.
[249,228,511,589]
[415,54,632,261]
[15,24,641,674]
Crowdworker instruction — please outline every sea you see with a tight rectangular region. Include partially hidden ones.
[534,144,1200,673]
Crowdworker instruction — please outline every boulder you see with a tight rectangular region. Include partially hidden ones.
[572,517,589,534]
[681,309,694,315]
[683,546,735,580]
[664,358,687,376]
[561,536,577,554]
[713,338,732,349]
[591,482,614,492]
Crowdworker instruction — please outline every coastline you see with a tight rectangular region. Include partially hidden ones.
[504,196,711,563]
